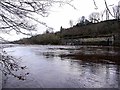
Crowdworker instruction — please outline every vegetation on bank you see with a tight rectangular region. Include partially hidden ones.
[13,19,120,45]
[13,33,61,45]
[60,19,120,38]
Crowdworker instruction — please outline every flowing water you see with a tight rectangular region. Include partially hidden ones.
[2,45,120,88]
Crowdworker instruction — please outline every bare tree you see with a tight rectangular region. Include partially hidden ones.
[93,0,119,20]
[0,0,74,35]
[0,0,74,80]
[89,12,100,23]
[80,16,85,24]
[77,16,86,26]
[113,3,120,20]
[103,0,115,19]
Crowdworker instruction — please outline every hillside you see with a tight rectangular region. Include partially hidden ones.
[13,19,120,46]
[61,19,119,37]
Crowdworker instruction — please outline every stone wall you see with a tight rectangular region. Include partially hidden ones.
[61,35,116,46]
[114,34,120,46]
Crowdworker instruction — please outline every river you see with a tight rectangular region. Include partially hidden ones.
[2,44,120,88]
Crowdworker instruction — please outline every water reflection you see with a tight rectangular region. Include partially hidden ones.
[2,45,120,88]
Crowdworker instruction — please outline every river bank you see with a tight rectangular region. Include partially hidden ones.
[12,19,120,46]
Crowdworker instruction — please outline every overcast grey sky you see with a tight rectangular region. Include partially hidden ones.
[0,0,120,41]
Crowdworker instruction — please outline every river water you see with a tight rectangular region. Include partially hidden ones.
[2,45,120,88]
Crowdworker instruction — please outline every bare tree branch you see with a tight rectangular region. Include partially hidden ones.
[92,0,98,9]
[0,0,74,80]
[0,50,29,80]
[104,0,114,18]
[0,0,74,35]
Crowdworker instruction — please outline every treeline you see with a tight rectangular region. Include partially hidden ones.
[13,33,61,45]
[13,19,120,45]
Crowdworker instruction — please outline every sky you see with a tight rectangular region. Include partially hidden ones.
[0,0,120,41]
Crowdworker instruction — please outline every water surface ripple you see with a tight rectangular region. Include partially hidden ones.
[3,45,120,88]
